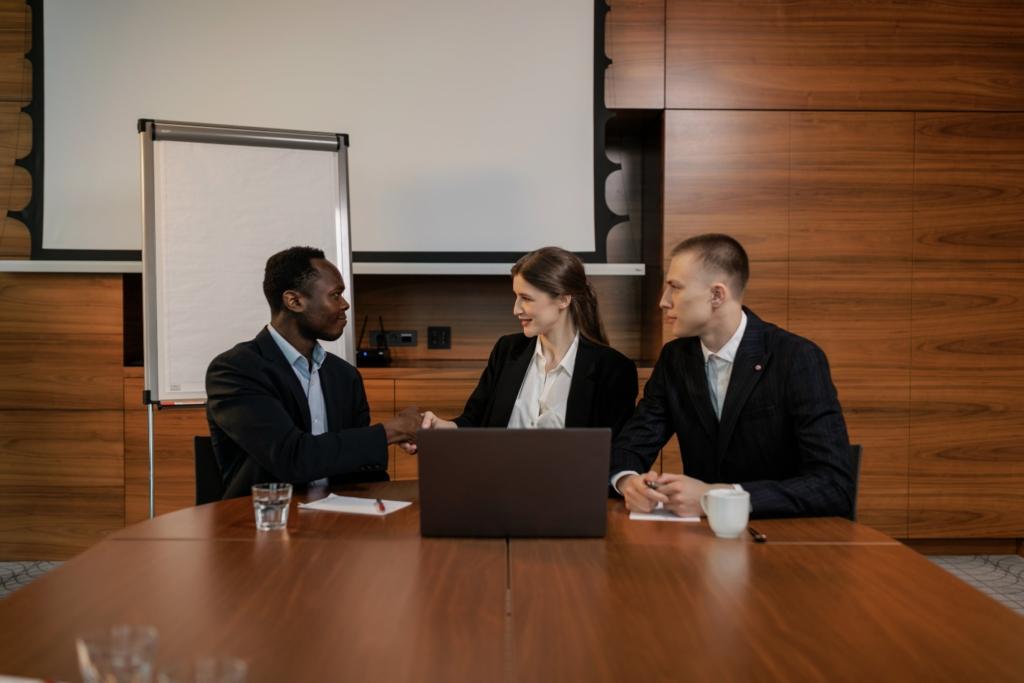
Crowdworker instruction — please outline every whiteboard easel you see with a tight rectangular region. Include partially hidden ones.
[139,120,354,518]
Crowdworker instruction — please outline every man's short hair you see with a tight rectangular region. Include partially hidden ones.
[263,246,326,313]
[670,233,750,295]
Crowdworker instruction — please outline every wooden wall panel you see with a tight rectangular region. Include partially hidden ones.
[910,113,1024,537]
[0,0,29,260]
[0,273,125,558]
[790,113,915,262]
[124,374,208,525]
[666,0,1024,111]
[394,380,478,480]
[790,263,912,537]
[788,113,914,536]
[664,110,791,344]
[664,111,791,260]
[909,262,1024,537]
[0,274,123,410]
[914,113,1024,262]
[364,379,396,479]
[605,0,665,109]
[0,410,123,560]
[0,0,29,104]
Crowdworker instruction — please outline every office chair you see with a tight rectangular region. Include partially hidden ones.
[194,435,226,505]
[849,443,863,522]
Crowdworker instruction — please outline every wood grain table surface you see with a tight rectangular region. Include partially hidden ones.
[110,480,425,542]
[1,481,1021,682]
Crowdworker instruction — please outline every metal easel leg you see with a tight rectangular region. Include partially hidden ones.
[148,403,155,519]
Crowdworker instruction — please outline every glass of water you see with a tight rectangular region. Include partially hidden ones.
[76,624,158,683]
[251,483,292,531]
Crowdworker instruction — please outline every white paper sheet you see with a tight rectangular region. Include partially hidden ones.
[297,493,411,516]
[629,506,701,523]
[154,140,344,398]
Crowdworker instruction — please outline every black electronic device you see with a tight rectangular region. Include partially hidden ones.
[418,429,611,538]
[355,315,392,368]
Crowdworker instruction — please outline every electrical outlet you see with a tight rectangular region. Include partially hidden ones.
[371,330,417,347]
[427,327,451,349]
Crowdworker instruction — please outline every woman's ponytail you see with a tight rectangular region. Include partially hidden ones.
[511,248,609,346]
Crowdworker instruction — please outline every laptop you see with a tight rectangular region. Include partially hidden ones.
[417,428,611,538]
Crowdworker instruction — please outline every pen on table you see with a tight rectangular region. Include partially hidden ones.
[374,498,386,514]
[747,526,767,543]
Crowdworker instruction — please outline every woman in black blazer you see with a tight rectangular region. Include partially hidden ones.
[420,247,638,437]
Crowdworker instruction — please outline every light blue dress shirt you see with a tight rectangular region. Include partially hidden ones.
[267,324,328,485]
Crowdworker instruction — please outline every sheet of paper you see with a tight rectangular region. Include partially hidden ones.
[297,493,411,516]
[629,507,701,523]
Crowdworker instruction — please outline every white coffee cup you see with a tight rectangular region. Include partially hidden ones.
[700,489,750,539]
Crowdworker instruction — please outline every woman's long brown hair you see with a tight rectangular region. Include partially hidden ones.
[511,247,608,346]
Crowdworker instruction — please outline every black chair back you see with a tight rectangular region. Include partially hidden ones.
[849,443,863,522]
[194,435,226,505]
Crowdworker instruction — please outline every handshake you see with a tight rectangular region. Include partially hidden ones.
[382,405,458,454]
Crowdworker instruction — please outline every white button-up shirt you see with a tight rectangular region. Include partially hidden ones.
[267,324,328,485]
[700,311,747,419]
[508,334,580,430]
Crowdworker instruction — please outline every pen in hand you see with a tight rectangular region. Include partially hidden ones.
[374,498,386,514]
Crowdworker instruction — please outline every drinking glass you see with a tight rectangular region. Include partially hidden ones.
[76,624,159,683]
[252,483,292,531]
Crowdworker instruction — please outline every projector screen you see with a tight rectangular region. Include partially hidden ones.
[38,0,600,264]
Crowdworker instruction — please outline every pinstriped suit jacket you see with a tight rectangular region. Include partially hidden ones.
[610,309,855,519]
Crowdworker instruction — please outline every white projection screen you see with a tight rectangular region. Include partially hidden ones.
[41,0,596,263]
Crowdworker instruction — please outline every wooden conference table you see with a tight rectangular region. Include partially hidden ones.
[1,481,1023,682]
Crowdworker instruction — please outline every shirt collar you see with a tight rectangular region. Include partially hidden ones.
[701,311,748,365]
[533,332,580,378]
[267,323,325,372]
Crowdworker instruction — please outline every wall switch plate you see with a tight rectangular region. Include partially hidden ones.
[427,326,451,349]
[371,330,417,347]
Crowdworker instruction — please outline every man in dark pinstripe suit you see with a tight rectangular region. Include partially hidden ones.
[612,234,855,519]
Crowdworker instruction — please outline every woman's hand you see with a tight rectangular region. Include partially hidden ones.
[421,411,458,430]
[399,411,458,454]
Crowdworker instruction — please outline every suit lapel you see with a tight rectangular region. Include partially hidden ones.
[318,359,347,432]
[682,339,720,441]
[488,337,537,427]
[255,327,313,431]
[718,312,770,457]
[564,339,596,428]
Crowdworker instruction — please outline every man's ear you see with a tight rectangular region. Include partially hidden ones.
[282,289,305,313]
[709,283,727,307]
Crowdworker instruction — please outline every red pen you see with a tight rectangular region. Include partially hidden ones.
[374,498,386,514]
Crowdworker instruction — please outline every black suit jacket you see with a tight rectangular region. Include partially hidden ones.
[206,327,389,499]
[453,334,638,437]
[611,309,854,519]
